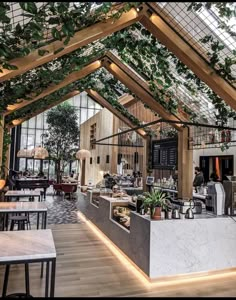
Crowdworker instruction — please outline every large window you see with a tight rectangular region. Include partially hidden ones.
[19,92,102,178]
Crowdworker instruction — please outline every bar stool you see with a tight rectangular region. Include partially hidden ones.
[8,213,31,231]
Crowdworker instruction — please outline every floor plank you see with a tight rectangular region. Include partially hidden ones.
[0,222,236,297]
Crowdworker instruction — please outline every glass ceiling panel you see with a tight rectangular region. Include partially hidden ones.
[155,2,236,88]
[110,25,217,125]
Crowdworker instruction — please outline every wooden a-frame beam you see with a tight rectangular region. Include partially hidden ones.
[0,6,143,82]
[103,53,184,131]
[7,88,146,139]
[6,90,81,129]
[118,94,138,107]
[1,2,235,115]
[86,89,146,138]
[5,52,188,130]
[141,3,236,111]
[4,59,102,116]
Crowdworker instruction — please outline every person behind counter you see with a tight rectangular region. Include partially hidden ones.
[210,171,219,182]
[193,166,204,191]
[23,169,31,177]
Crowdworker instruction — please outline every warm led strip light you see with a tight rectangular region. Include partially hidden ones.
[77,211,236,288]
[77,211,150,286]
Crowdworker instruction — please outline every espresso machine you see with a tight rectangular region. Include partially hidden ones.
[206,182,225,215]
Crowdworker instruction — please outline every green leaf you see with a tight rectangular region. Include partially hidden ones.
[20,2,37,14]
[54,47,64,55]
[2,63,18,70]
[51,28,62,41]
[38,49,50,56]
[63,36,70,46]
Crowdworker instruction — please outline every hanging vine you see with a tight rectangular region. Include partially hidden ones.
[0,2,141,72]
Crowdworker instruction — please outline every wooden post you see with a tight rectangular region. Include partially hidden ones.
[4,127,11,173]
[143,136,151,192]
[0,116,5,171]
[81,159,86,186]
[111,116,119,174]
[178,127,193,199]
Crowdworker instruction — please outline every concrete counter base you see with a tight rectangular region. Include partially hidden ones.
[78,193,236,280]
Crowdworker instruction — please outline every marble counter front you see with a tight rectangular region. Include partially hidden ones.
[78,193,236,280]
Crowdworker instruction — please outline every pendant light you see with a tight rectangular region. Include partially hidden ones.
[17,148,33,158]
[32,145,49,159]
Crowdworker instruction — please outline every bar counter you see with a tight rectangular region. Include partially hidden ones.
[78,193,236,280]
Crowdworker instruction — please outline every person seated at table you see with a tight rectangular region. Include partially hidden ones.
[37,170,45,178]
[210,171,219,182]
[23,169,31,177]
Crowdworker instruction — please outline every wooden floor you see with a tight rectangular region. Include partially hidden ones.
[0,222,236,297]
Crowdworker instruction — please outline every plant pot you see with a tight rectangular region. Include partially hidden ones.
[151,207,162,220]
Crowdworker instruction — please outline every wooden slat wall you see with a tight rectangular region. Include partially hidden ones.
[80,108,114,185]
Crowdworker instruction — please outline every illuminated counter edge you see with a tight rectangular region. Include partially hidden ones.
[78,193,236,280]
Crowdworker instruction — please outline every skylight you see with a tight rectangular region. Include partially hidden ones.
[197,7,236,51]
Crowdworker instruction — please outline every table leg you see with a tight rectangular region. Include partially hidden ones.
[25,263,30,296]
[40,262,44,278]
[37,213,39,230]
[5,214,8,231]
[2,264,10,297]
[43,212,47,229]
[50,258,56,297]
[45,261,50,297]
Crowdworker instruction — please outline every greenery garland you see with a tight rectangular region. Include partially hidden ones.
[1,10,235,129]
[187,2,236,87]
[0,2,140,71]
[5,68,145,131]
[1,128,11,178]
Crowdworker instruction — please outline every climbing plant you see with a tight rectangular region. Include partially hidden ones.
[5,68,144,130]
[187,2,236,87]
[0,2,141,72]
[1,128,11,178]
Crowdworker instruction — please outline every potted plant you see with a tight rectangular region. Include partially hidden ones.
[142,190,168,220]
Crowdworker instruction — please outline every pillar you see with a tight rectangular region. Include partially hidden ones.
[0,116,4,171]
[111,116,119,174]
[143,135,151,192]
[178,127,193,199]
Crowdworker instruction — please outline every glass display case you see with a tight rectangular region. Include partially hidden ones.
[89,188,113,207]
[111,204,135,230]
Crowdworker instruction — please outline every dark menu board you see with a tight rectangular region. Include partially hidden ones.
[152,138,178,169]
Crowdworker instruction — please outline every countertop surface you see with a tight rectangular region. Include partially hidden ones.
[131,211,228,221]
[5,190,41,196]
[0,201,47,212]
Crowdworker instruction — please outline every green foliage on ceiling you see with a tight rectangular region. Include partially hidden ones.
[0,44,105,111]
[5,68,144,131]
[0,2,140,71]
[100,23,236,126]
[1,128,11,178]
[187,2,236,86]
[187,2,236,38]
[1,2,235,130]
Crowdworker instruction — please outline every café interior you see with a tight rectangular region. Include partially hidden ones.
[0,2,236,297]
